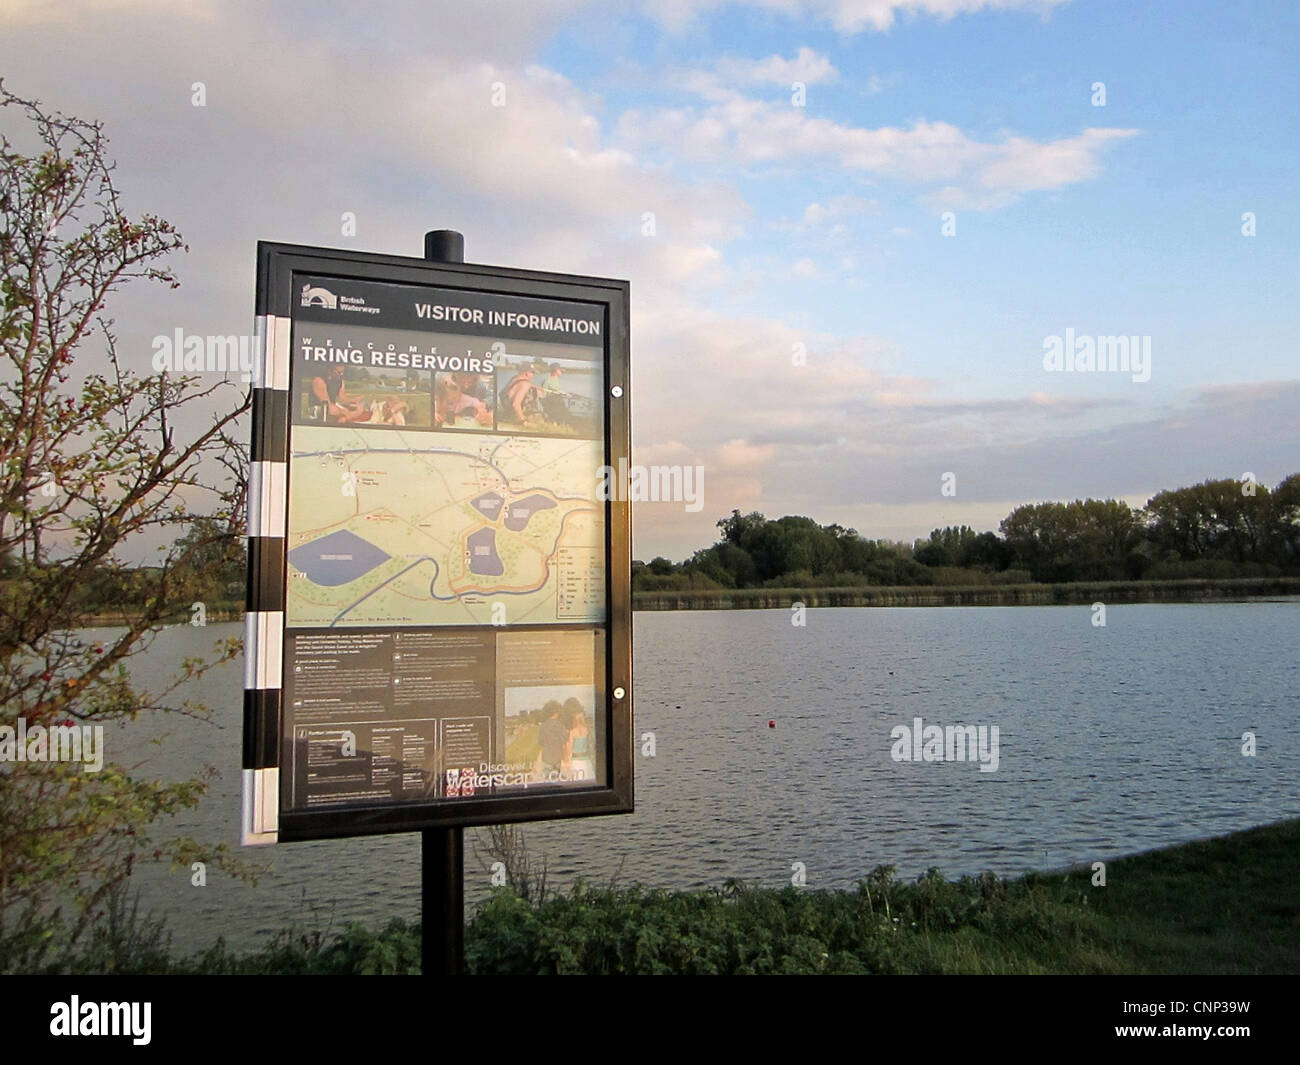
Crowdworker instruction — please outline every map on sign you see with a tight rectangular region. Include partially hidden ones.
[286,425,605,627]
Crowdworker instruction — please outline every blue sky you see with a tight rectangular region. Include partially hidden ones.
[552,0,1299,391]
[2,0,1297,559]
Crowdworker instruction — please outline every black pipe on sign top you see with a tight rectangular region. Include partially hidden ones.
[422,227,466,977]
[424,229,465,265]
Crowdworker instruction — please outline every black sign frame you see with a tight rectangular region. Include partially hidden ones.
[243,242,632,843]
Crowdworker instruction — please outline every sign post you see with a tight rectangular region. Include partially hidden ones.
[423,229,466,977]
[242,233,633,975]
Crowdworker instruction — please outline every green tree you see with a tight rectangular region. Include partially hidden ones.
[172,515,247,602]
[914,525,981,568]
[716,509,766,550]
[1145,477,1286,566]
[962,530,1011,570]
[0,82,253,963]
[1268,473,1300,565]
[999,499,1140,581]
[685,542,755,587]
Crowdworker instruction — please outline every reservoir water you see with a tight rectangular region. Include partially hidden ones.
[112,602,1299,953]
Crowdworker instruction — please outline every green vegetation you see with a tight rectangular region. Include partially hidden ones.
[14,820,1298,975]
[47,475,1300,621]
[1,83,254,958]
[0,517,247,624]
[635,474,1300,595]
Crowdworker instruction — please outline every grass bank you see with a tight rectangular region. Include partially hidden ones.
[634,576,1300,610]
[26,819,1300,975]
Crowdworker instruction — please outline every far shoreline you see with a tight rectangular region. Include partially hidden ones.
[72,576,1300,626]
[632,576,1300,610]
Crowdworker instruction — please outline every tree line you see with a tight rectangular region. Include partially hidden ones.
[0,517,246,617]
[634,474,1300,590]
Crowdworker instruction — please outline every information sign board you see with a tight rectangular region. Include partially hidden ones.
[242,243,632,843]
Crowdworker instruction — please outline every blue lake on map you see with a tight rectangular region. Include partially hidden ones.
[287,529,391,586]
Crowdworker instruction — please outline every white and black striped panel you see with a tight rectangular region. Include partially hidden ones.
[252,314,291,392]
[249,461,287,541]
[243,609,284,687]
[242,313,290,846]
[241,767,279,845]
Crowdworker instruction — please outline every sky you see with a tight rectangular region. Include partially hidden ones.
[2,0,1297,561]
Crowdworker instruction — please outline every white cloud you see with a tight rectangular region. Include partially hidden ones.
[717,438,778,468]
[811,0,1070,33]
[716,46,839,86]
[802,194,877,224]
[9,0,1278,563]
[918,127,1139,210]
[644,0,1071,35]
[618,92,1137,208]
[0,1,753,308]
[976,127,1137,193]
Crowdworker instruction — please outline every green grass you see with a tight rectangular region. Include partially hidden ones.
[15,819,1297,975]
[460,820,1300,974]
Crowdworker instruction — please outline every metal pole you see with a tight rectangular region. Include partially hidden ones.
[422,825,464,975]
[423,229,466,976]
